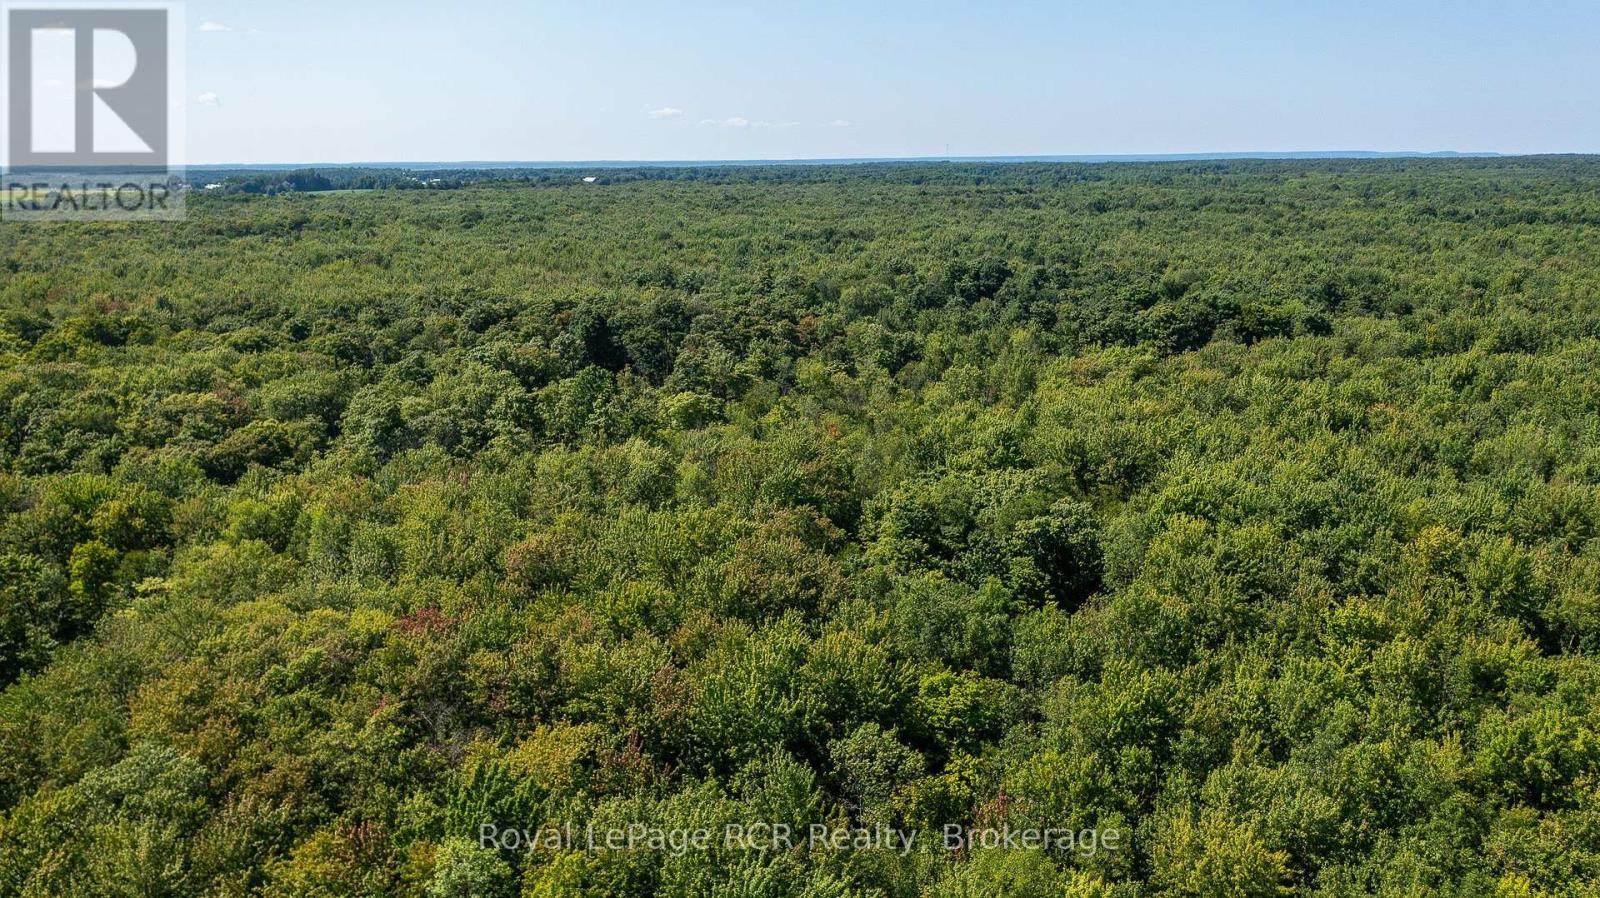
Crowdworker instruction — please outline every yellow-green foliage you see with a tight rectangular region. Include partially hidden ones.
[4,159,1600,895]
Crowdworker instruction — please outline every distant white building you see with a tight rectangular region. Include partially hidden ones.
[204,183,224,190]
[582,176,598,184]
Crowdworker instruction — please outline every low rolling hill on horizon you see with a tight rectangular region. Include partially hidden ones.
[184,151,1505,171]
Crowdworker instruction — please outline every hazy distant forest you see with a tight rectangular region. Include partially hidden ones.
[5,158,1600,897]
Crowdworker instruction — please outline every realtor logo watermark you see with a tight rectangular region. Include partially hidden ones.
[2,1,185,220]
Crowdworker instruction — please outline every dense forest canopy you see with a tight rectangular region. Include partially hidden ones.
[3,157,1600,896]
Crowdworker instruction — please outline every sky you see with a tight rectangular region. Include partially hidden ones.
[174,0,1600,163]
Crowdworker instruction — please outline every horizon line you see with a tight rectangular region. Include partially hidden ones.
[178,149,1578,170]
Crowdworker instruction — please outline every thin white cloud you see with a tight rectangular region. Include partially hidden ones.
[648,107,685,120]
[196,91,221,107]
[828,119,853,128]
[197,20,231,32]
[698,116,810,130]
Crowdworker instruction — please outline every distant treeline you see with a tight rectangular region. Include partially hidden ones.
[192,155,1600,195]
[192,167,476,193]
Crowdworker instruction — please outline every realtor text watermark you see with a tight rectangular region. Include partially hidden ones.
[2,1,185,221]
[478,822,1124,858]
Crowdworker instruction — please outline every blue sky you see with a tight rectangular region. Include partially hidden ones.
[183,0,1600,163]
